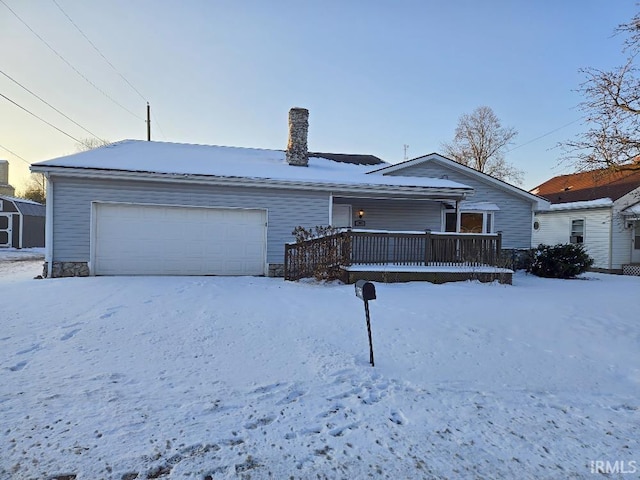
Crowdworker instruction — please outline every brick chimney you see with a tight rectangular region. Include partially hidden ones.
[286,107,309,167]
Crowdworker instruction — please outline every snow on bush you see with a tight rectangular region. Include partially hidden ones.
[526,243,594,279]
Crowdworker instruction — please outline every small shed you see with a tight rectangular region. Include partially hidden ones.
[0,195,46,248]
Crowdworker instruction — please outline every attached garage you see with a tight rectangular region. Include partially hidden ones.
[91,203,267,276]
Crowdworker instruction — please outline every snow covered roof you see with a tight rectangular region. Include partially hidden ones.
[32,140,473,196]
[621,202,640,216]
[547,198,613,211]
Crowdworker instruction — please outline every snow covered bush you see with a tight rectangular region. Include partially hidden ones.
[526,243,594,279]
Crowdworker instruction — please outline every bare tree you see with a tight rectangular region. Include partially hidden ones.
[75,137,111,152]
[19,173,46,204]
[561,12,640,172]
[442,106,523,184]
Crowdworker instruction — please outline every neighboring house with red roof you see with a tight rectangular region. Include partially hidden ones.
[530,163,640,274]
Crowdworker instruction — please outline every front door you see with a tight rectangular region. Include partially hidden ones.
[632,221,640,263]
[332,204,352,228]
[0,214,12,247]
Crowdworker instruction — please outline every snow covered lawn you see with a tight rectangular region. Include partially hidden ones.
[1,256,639,479]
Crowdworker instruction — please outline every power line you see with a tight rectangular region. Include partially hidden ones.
[507,118,583,153]
[0,0,145,121]
[1,91,83,144]
[0,69,106,143]
[51,0,147,103]
[0,143,31,166]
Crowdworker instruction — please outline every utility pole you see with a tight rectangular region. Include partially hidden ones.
[146,102,151,141]
[403,144,409,160]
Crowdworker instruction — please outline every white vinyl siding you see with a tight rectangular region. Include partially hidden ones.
[533,208,612,269]
[611,189,640,269]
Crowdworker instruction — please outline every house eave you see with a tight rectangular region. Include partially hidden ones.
[30,165,473,200]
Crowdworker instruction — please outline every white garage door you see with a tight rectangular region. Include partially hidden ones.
[93,203,266,276]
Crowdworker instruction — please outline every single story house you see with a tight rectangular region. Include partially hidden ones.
[31,108,547,278]
[0,194,46,249]
[530,164,640,274]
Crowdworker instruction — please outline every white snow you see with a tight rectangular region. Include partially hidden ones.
[549,198,613,211]
[31,140,472,191]
[1,253,639,479]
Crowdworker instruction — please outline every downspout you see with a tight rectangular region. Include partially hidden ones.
[45,173,53,278]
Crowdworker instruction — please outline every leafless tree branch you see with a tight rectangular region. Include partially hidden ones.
[442,106,523,184]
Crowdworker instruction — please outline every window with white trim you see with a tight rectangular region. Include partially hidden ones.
[444,209,494,233]
[570,219,584,244]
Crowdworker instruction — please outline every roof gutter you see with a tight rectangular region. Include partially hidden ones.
[30,166,474,200]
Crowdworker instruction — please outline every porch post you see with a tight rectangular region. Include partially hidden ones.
[455,200,461,233]
[424,229,431,265]
[329,193,334,226]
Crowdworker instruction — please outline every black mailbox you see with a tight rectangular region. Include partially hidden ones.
[355,280,376,301]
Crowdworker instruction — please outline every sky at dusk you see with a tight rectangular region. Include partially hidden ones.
[1,0,637,192]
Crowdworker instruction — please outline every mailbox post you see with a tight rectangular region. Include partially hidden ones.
[355,280,376,367]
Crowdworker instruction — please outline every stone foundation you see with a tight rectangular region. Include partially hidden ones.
[43,262,90,278]
[268,263,285,278]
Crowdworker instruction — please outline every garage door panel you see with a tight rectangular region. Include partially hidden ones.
[94,204,266,276]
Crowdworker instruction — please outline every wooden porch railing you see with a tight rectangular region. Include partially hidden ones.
[284,230,503,281]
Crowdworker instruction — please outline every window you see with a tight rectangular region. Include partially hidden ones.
[570,219,584,244]
[444,210,494,233]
